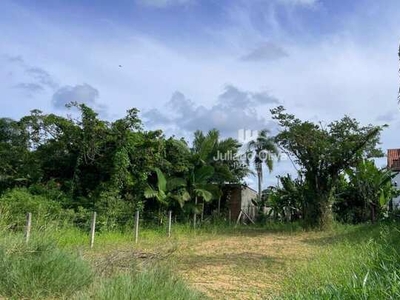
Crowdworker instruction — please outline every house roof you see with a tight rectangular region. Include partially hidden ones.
[388,149,400,171]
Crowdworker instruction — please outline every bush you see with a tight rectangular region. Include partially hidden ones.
[0,188,66,228]
[0,237,93,299]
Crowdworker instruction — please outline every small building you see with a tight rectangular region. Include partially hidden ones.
[388,149,400,208]
[221,184,258,222]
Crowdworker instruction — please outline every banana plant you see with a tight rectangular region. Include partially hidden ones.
[345,160,400,222]
[144,168,190,208]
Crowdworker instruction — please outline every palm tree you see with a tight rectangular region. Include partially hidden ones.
[246,129,279,202]
[187,164,223,227]
[190,129,223,225]
[188,129,251,223]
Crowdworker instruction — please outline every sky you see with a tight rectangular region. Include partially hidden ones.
[1,0,400,188]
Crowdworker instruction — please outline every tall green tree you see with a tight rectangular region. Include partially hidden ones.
[0,117,38,192]
[271,106,385,228]
[189,129,249,216]
[246,129,279,202]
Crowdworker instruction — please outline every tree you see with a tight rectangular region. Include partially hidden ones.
[246,129,279,202]
[271,106,385,228]
[0,117,37,192]
[189,130,221,223]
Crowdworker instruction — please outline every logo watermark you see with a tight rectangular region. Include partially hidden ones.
[212,129,287,166]
[237,129,259,145]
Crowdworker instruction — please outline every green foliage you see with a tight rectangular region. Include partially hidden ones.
[0,102,392,228]
[144,168,190,208]
[0,188,65,227]
[334,160,400,223]
[271,106,385,228]
[0,237,93,299]
[265,175,305,222]
[0,117,38,192]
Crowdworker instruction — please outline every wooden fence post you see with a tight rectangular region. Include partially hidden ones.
[134,210,139,243]
[89,212,97,248]
[228,209,232,226]
[25,212,32,244]
[168,210,172,237]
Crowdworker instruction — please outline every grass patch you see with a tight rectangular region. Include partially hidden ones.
[0,235,93,299]
[279,224,400,299]
[77,266,205,300]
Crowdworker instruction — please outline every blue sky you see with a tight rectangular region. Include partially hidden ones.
[1,0,400,188]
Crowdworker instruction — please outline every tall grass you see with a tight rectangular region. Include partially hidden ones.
[76,267,205,300]
[0,234,93,299]
[0,225,204,299]
[279,223,400,299]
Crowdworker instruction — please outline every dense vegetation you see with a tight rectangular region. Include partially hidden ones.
[0,103,248,229]
[1,103,398,230]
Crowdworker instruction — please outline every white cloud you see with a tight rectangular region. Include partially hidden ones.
[137,0,195,8]
[142,85,279,138]
[52,84,99,109]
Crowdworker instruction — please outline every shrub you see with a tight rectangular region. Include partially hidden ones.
[0,188,65,228]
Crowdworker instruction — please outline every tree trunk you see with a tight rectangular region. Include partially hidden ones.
[257,170,262,202]
[193,196,198,228]
[304,192,332,229]
[370,203,376,223]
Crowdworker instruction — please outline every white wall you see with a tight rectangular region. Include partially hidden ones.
[393,173,400,208]
[241,187,257,219]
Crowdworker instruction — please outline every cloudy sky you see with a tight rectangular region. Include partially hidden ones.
[1,0,400,187]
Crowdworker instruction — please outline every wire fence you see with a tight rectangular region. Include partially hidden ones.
[0,208,254,248]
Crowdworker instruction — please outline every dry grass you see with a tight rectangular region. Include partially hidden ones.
[80,227,333,300]
[169,231,321,299]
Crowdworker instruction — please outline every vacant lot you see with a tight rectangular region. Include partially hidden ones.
[171,231,318,299]
[82,226,333,299]
[2,224,396,299]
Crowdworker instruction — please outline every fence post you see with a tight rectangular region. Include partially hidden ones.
[168,210,172,237]
[89,211,97,249]
[134,210,139,243]
[25,212,32,244]
[228,209,232,226]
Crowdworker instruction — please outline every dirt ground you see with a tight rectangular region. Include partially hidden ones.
[170,230,321,299]
[86,229,325,300]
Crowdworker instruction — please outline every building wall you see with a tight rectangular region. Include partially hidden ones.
[393,173,400,208]
[227,187,242,220]
[241,187,258,220]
